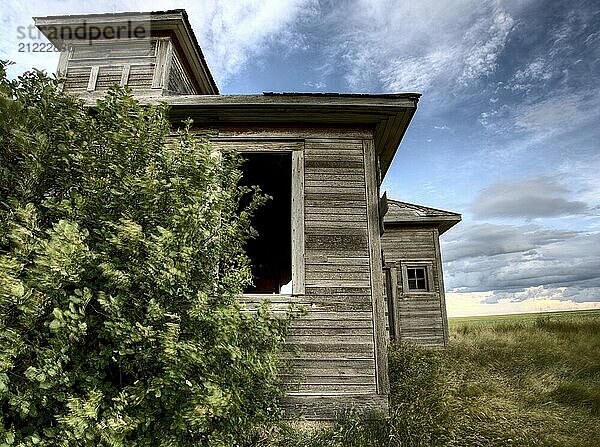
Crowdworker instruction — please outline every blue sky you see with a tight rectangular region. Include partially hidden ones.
[2,0,599,315]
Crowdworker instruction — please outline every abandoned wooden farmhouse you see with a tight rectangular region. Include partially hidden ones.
[34,9,461,419]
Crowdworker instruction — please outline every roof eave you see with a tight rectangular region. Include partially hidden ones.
[384,216,462,235]
[147,94,419,179]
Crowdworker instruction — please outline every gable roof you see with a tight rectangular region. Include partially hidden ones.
[384,199,461,234]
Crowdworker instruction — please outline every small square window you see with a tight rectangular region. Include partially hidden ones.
[407,267,427,291]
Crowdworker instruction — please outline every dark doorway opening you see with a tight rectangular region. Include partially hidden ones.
[240,152,292,294]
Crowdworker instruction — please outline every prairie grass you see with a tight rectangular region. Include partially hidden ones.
[272,309,600,446]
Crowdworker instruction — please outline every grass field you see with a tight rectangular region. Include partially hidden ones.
[273,309,600,446]
[444,309,600,446]
[450,308,600,327]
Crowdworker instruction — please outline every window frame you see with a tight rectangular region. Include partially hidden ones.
[406,266,428,291]
[212,138,305,296]
[400,261,435,295]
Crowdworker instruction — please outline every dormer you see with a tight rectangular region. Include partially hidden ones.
[34,10,219,98]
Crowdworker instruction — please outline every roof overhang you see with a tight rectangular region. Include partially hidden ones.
[384,200,461,235]
[139,92,420,180]
[34,10,218,94]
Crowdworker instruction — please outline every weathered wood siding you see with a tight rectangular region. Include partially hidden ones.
[382,226,448,346]
[166,50,198,95]
[212,129,387,419]
[59,37,199,97]
[61,38,158,95]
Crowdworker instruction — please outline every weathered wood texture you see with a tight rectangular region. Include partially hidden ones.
[167,49,199,95]
[60,37,200,97]
[230,133,386,419]
[62,38,158,95]
[362,139,389,394]
[382,226,448,346]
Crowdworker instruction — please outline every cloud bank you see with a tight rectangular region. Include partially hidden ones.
[471,176,588,219]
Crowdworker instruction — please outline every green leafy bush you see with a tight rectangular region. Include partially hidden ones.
[0,62,288,446]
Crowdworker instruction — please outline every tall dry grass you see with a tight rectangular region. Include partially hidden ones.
[271,310,600,447]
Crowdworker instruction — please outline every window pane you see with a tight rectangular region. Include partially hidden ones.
[407,267,427,290]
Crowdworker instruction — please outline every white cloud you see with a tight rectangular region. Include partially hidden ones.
[187,0,317,82]
[1,0,316,83]
[507,58,552,92]
[380,48,458,92]
[457,10,514,85]
[324,0,518,93]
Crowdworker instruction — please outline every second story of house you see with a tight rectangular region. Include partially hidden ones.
[34,10,218,97]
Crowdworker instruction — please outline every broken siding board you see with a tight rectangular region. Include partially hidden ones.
[151,39,170,88]
[86,66,99,92]
[120,64,131,85]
